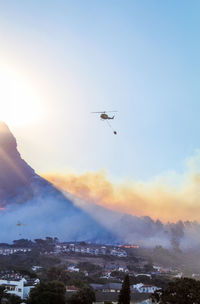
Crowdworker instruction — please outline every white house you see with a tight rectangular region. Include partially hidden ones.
[31,266,43,272]
[110,249,127,258]
[0,278,37,299]
[118,266,129,272]
[100,271,112,279]
[133,283,160,293]
[174,272,183,278]
[67,265,79,272]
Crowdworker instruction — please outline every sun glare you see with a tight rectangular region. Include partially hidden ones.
[0,66,43,126]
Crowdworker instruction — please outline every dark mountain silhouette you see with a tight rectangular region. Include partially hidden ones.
[0,122,35,204]
[0,122,117,242]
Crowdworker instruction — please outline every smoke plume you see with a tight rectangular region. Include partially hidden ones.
[44,152,200,223]
[40,154,200,248]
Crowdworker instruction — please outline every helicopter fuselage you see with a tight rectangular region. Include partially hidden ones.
[100,113,114,120]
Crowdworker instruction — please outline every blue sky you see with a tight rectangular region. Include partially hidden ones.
[0,0,199,181]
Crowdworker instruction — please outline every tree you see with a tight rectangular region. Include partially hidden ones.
[27,281,66,304]
[7,294,22,304]
[78,262,101,273]
[118,274,130,304]
[144,262,154,273]
[151,278,200,304]
[13,239,34,248]
[0,288,22,304]
[47,266,70,284]
[68,286,96,304]
[0,286,7,302]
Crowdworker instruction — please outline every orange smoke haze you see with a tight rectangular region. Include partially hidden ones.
[44,155,200,223]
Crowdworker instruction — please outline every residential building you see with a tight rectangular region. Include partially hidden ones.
[0,277,37,299]
[133,283,160,293]
[102,283,122,293]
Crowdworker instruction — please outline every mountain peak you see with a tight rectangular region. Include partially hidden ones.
[0,122,17,152]
[0,122,35,203]
[0,121,9,129]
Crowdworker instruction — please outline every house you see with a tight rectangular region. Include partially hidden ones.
[173,272,183,278]
[118,266,129,272]
[102,283,122,293]
[66,285,79,292]
[67,265,79,272]
[31,266,43,272]
[153,265,161,272]
[100,271,112,279]
[133,283,160,293]
[110,249,127,258]
[132,283,144,291]
[99,246,106,255]
[90,284,104,291]
[90,283,122,293]
[104,264,118,272]
[55,244,70,253]
[192,273,200,279]
[0,277,37,299]
[135,273,152,278]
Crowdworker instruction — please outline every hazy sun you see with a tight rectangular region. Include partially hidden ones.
[0,65,43,126]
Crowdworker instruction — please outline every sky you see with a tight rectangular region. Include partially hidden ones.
[0,0,200,183]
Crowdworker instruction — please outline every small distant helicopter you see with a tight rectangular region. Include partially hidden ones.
[16,221,26,236]
[91,111,118,120]
[91,111,118,135]
[16,221,25,227]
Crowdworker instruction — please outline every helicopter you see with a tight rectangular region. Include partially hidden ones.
[16,221,25,227]
[91,111,118,120]
[16,221,26,237]
[91,111,118,135]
